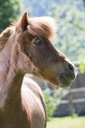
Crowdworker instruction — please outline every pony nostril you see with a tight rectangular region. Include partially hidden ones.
[65,62,74,72]
[68,63,74,71]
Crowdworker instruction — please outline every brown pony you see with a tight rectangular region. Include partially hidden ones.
[0,12,76,128]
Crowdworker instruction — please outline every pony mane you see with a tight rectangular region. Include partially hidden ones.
[28,16,58,39]
[0,16,57,51]
[0,27,13,51]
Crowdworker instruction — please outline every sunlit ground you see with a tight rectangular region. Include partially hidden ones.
[47,117,85,128]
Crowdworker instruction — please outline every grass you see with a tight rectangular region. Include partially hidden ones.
[47,117,85,128]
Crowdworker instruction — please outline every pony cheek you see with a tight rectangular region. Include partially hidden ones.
[17,56,33,74]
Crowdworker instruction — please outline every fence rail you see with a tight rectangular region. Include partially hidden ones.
[71,87,85,93]
[61,87,85,104]
[61,98,85,104]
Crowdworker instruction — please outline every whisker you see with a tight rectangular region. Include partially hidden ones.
[74,66,79,75]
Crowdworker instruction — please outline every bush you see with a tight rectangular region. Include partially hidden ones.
[79,51,85,73]
[43,88,68,120]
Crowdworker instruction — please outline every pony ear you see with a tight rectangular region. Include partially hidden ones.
[16,12,28,32]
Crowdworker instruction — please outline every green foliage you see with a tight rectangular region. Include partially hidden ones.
[0,0,20,32]
[79,51,85,73]
[79,63,85,73]
[43,89,56,120]
[43,88,68,120]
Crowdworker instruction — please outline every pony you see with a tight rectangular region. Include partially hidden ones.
[0,12,76,128]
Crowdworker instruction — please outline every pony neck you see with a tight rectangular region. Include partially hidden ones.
[0,39,24,110]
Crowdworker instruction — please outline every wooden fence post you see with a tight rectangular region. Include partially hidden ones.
[69,88,75,117]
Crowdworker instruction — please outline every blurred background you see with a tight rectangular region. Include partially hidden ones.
[0,0,85,128]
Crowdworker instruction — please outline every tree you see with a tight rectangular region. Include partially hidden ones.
[0,0,20,32]
[49,0,85,61]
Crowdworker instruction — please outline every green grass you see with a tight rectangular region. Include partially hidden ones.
[47,117,85,128]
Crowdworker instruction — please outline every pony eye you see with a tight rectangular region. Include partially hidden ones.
[34,39,42,46]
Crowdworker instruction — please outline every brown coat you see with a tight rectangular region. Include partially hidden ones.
[0,12,76,128]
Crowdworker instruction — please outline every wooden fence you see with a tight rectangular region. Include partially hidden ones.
[61,87,85,104]
[60,87,85,116]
